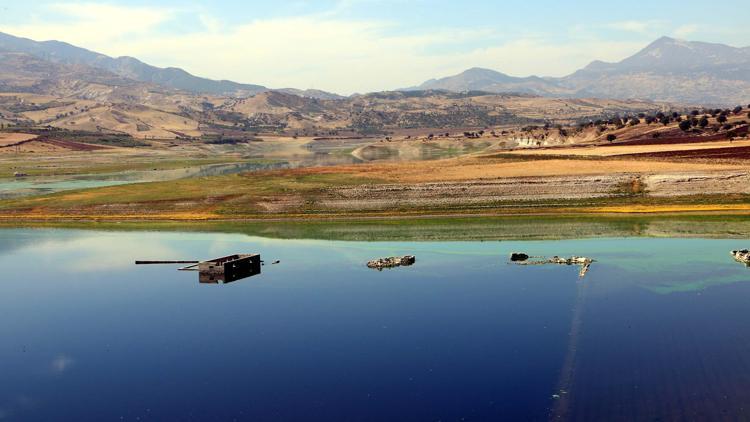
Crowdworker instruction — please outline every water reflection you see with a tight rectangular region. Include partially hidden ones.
[2,229,750,420]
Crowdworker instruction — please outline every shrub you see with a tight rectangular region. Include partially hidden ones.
[718,115,728,123]
[606,134,617,143]
[679,120,692,131]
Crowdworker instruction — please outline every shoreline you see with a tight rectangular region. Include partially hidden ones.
[3,204,750,223]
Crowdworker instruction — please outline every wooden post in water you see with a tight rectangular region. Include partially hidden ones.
[134,260,200,265]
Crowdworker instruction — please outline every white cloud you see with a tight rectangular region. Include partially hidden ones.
[606,20,664,35]
[1,2,174,46]
[673,24,701,39]
[27,235,181,273]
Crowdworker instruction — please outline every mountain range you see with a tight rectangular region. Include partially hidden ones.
[406,37,750,105]
[408,37,750,104]
[0,31,748,106]
[0,32,345,100]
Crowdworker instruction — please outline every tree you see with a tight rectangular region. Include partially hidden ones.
[660,116,670,126]
[679,120,692,131]
[733,106,743,115]
[718,114,728,123]
[699,117,709,128]
[606,134,617,143]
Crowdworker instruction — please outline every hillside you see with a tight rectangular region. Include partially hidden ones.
[0,88,667,139]
[0,33,694,139]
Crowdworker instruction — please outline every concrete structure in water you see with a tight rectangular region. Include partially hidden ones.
[195,254,262,284]
[136,254,262,284]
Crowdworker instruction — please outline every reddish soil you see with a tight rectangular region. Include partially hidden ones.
[38,138,107,151]
[612,127,748,147]
[622,145,750,160]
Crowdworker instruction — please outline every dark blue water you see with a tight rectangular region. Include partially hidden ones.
[1,229,750,421]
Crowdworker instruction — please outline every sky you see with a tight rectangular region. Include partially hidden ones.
[0,0,748,94]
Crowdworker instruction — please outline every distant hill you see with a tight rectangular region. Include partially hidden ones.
[0,31,268,96]
[275,88,346,100]
[0,50,142,98]
[405,67,568,96]
[408,37,750,104]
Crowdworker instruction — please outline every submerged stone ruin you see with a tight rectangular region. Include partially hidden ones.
[510,252,594,278]
[731,250,750,266]
[367,255,416,270]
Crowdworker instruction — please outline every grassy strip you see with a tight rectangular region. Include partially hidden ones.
[1,164,750,220]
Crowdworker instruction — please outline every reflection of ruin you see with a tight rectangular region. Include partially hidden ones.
[550,277,587,420]
[136,254,261,284]
[508,252,592,418]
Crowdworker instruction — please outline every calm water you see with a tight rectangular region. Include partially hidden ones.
[2,229,750,421]
[1,139,486,198]
[0,162,288,199]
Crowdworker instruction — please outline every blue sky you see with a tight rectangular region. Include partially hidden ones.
[0,0,748,94]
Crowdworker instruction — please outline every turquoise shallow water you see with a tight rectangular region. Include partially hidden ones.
[1,228,750,421]
[0,162,284,199]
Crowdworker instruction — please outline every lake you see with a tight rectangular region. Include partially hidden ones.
[2,225,750,420]
[0,137,485,199]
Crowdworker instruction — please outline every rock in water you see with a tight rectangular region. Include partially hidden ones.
[731,250,750,265]
[367,255,416,270]
[510,255,594,278]
[510,252,529,262]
